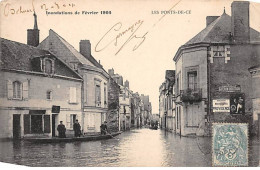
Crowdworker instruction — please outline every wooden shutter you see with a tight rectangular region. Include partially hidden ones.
[66,114,70,128]
[24,114,30,134]
[44,115,51,133]
[7,80,13,99]
[69,87,77,103]
[22,81,29,100]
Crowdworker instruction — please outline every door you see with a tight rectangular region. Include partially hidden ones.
[31,115,43,133]
[13,114,21,139]
[52,114,56,137]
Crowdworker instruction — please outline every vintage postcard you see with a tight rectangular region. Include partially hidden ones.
[0,0,260,167]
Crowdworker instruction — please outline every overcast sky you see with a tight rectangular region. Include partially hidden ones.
[1,0,259,113]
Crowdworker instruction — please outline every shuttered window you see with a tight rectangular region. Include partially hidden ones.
[69,87,77,103]
[13,81,22,99]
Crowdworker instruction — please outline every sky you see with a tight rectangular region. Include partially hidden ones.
[1,0,260,114]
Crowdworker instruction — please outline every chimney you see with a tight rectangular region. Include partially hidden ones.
[108,68,114,76]
[124,80,129,89]
[118,76,123,86]
[231,1,250,43]
[206,16,219,27]
[79,40,91,59]
[27,12,39,47]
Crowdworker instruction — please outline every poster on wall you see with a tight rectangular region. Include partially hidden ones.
[212,99,230,112]
[230,93,245,114]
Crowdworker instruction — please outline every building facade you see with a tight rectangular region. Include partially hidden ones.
[173,1,260,136]
[38,30,109,134]
[159,70,175,132]
[0,38,82,139]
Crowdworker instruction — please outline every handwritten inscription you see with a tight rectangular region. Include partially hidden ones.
[95,0,182,55]
[3,1,75,16]
[95,20,148,55]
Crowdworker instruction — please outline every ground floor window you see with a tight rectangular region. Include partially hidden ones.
[24,113,50,134]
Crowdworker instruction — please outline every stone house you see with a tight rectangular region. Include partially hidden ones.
[159,70,175,132]
[38,30,109,134]
[173,1,260,136]
[0,38,82,139]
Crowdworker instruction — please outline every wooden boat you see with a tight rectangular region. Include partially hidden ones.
[24,132,121,143]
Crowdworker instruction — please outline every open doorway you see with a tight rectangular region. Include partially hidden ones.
[13,114,21,139]
[52,114,58,137]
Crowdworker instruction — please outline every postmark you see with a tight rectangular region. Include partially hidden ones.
[212,123,248,166]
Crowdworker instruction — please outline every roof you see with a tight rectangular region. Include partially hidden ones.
[185,12,260,45]
[1,38,49,71]
[39,29,105,70]
[0,38,82,80]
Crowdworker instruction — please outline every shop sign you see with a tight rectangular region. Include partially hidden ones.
[213,99,230,112]
[219,85,241,92]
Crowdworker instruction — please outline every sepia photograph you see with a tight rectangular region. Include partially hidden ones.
[0,0,259,167]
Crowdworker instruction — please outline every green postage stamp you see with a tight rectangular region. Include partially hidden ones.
[212,123,248,166]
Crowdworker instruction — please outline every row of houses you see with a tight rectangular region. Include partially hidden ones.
[108,68,152,131]
[0,13,152,139]
[159,1,260,136]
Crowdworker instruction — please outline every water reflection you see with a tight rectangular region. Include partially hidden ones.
[0,128,259,167]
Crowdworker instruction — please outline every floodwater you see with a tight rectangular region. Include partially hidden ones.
[0,128,259,167]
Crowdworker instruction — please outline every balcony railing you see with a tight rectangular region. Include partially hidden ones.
[180,88,202,102]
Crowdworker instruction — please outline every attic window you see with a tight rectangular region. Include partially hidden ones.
[42,58,54,74]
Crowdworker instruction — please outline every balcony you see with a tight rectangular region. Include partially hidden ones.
[180,88,202,102]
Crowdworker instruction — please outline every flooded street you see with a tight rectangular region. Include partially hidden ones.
[0,128,259,167]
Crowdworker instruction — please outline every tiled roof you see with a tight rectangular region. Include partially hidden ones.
[0,38,49,71]
[0,38,82,79]
[42,29,103,69]
[185,13,260,45]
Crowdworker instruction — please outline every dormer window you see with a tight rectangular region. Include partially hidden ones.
[42,58,54,74]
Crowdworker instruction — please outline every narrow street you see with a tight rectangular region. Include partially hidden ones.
[0,128,259,167]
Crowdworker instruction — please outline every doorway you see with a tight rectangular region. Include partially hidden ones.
[52,114,57,137]
[31,115,43,133]
[13,114,21,139]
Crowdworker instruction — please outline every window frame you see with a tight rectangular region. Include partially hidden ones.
[13,81,22,100]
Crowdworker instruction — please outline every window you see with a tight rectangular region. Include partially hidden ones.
[42,58,54,74]
[187,71,197,90]
[213,46,225,57]
[13,81,22,99]
[176,77,179,95]
[7,80,28,100]
[104,85,107,105]
[69,87,77,103]
[95,85,101,106]
[45,59,52,74]
[46,91,52,100]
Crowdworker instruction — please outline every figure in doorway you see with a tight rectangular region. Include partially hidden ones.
[100,121,108,135]
[57,121,66,138]
[73,119,81,137]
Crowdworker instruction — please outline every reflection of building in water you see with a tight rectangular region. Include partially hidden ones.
[173,1,260,136]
